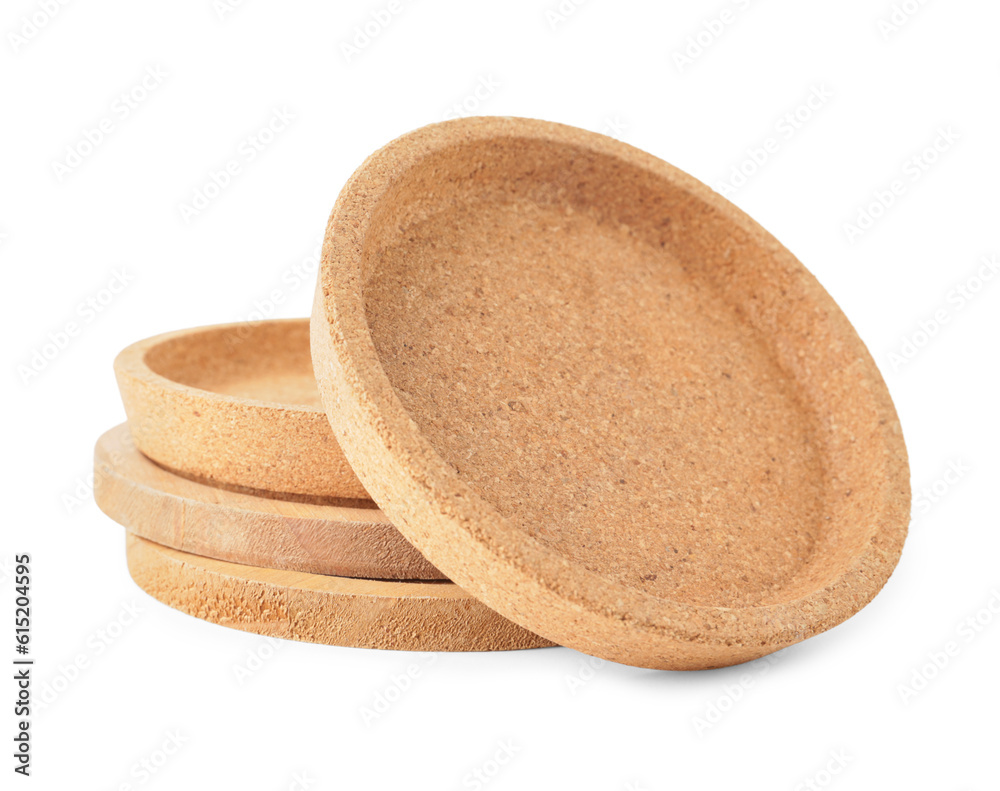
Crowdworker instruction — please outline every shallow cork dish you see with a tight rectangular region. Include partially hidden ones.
[115,319,369,502]
[94,424,444,580]
[125,534,552,652]
[310,116,911,670]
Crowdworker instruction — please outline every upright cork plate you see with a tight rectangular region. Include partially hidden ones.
[125,534,551,652]
[115,319,368,502]
[95,424,443,580]
[311,116,911,670]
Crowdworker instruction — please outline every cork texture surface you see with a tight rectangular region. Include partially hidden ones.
[95,424,444,580]
[115,319,369,502]
[311,116,911,670]
[125,533,552,652]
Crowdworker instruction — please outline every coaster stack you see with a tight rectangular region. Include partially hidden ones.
[96,320,551,652]
[96,117,910,669]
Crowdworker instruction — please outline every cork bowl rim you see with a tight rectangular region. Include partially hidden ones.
[114,318,370,501]
[113,318,327,414]
[312,116,911,668]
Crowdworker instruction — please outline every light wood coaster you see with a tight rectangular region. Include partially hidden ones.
[115,318,369,502]
[95,424,444,580]
[125,534,552,652]
[310,116,911,670]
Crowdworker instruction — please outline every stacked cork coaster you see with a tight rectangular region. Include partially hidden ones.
[96,117,910,669]
[114,318,368,503]
[97,322,550,651]
[95,423,441,580]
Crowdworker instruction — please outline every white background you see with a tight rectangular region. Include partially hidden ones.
[3,0,999,788]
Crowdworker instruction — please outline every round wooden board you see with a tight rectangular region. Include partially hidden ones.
[311,116,911,670]
[95,423,445,580]
[115,318,369,502]
[125,533,552,652]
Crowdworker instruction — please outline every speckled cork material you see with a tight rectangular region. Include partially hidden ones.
[310,116,911,670]
[95,424,444,580]
[115,319,369,503]
[125,533,552,652]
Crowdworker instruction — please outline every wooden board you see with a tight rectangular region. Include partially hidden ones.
[115,318,369,502]
[125,534,552,652]
[310,116,911,669]
[95,423,444,580]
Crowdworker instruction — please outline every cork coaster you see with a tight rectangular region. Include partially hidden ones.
[310,116,911,670]
[125,533,552,652]
[115,318,368,502]
[94,423,444,580]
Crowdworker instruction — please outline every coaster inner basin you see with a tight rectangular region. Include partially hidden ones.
[143,320,322,408]
[360,144,840,610]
